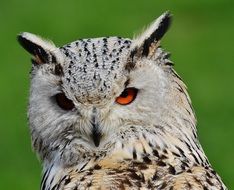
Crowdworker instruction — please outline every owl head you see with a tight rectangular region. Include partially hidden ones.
[18,12,196,166]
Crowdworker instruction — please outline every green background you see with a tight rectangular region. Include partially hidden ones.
[0,0,233,189]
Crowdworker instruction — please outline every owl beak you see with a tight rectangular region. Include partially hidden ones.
[91,107,102,147]
[91,122,102,147]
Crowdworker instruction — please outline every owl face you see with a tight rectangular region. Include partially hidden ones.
[18,12,194,163]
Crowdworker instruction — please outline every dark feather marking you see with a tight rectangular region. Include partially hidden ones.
[187,169,192,173]
[55,175,67,190]
[160,154,167,160]
[153,149,159,157]
[133,148,137,159]
[128,171,142,181]
[183,135,205,165]
[171,69,182,81]
[193,176,202,185]
[176,146,186,157]
[172,151,181,158]
[142,13,171,57]
[87,181,93,187]
[93,164,101,170]
[80,176,85,181]
[175,81,194,113]
[210,169,217,175]
[191,153,200,164]
[159,181,167,189]
[143,155,151,164]
[86,170,93,176]
[168,164,176,175]
[157,160,167,167]
[51,55,57,63]
[18,34,49,63]
[147,180,153,188]
[163,149,168,154]
[187,182,192,188]
[41,169,49,188]
[54,64,64,76]
[206,177,214,186]
[152,170,160,181]
[137,163,148,170]
[41,164,54,190]
[64,176,71,185]
[49,175,55,186]
[164,61,174,66]
[181,160,189,169]
[51,184,58,190]
[125,48,137,71]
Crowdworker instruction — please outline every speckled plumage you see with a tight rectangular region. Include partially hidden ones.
[18,12,227,190]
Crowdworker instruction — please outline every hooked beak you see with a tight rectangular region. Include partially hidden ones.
[91,108,102,147]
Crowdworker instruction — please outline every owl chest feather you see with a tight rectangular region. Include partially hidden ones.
[41,136,225,190]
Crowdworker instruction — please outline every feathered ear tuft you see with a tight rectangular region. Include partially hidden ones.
[131,11,172,58]
[17,32,57,64]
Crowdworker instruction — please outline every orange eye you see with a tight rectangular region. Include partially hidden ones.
[116,88,138,105]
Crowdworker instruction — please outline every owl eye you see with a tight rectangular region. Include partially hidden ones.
[116,88,138,105]
[55,93,75,111]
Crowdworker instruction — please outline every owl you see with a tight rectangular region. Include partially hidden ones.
[18,12,227,190]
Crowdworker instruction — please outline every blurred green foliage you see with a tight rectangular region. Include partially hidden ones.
[0,0,233,189]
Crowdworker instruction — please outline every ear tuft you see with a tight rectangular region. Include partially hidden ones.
[132,11,172,57]
[17,32,56,64]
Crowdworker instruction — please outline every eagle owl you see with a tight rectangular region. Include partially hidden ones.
[18,12,227,189]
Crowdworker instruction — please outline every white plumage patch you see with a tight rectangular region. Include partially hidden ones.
[19,32,56,51]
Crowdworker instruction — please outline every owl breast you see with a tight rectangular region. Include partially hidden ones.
[60,37,131,104]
